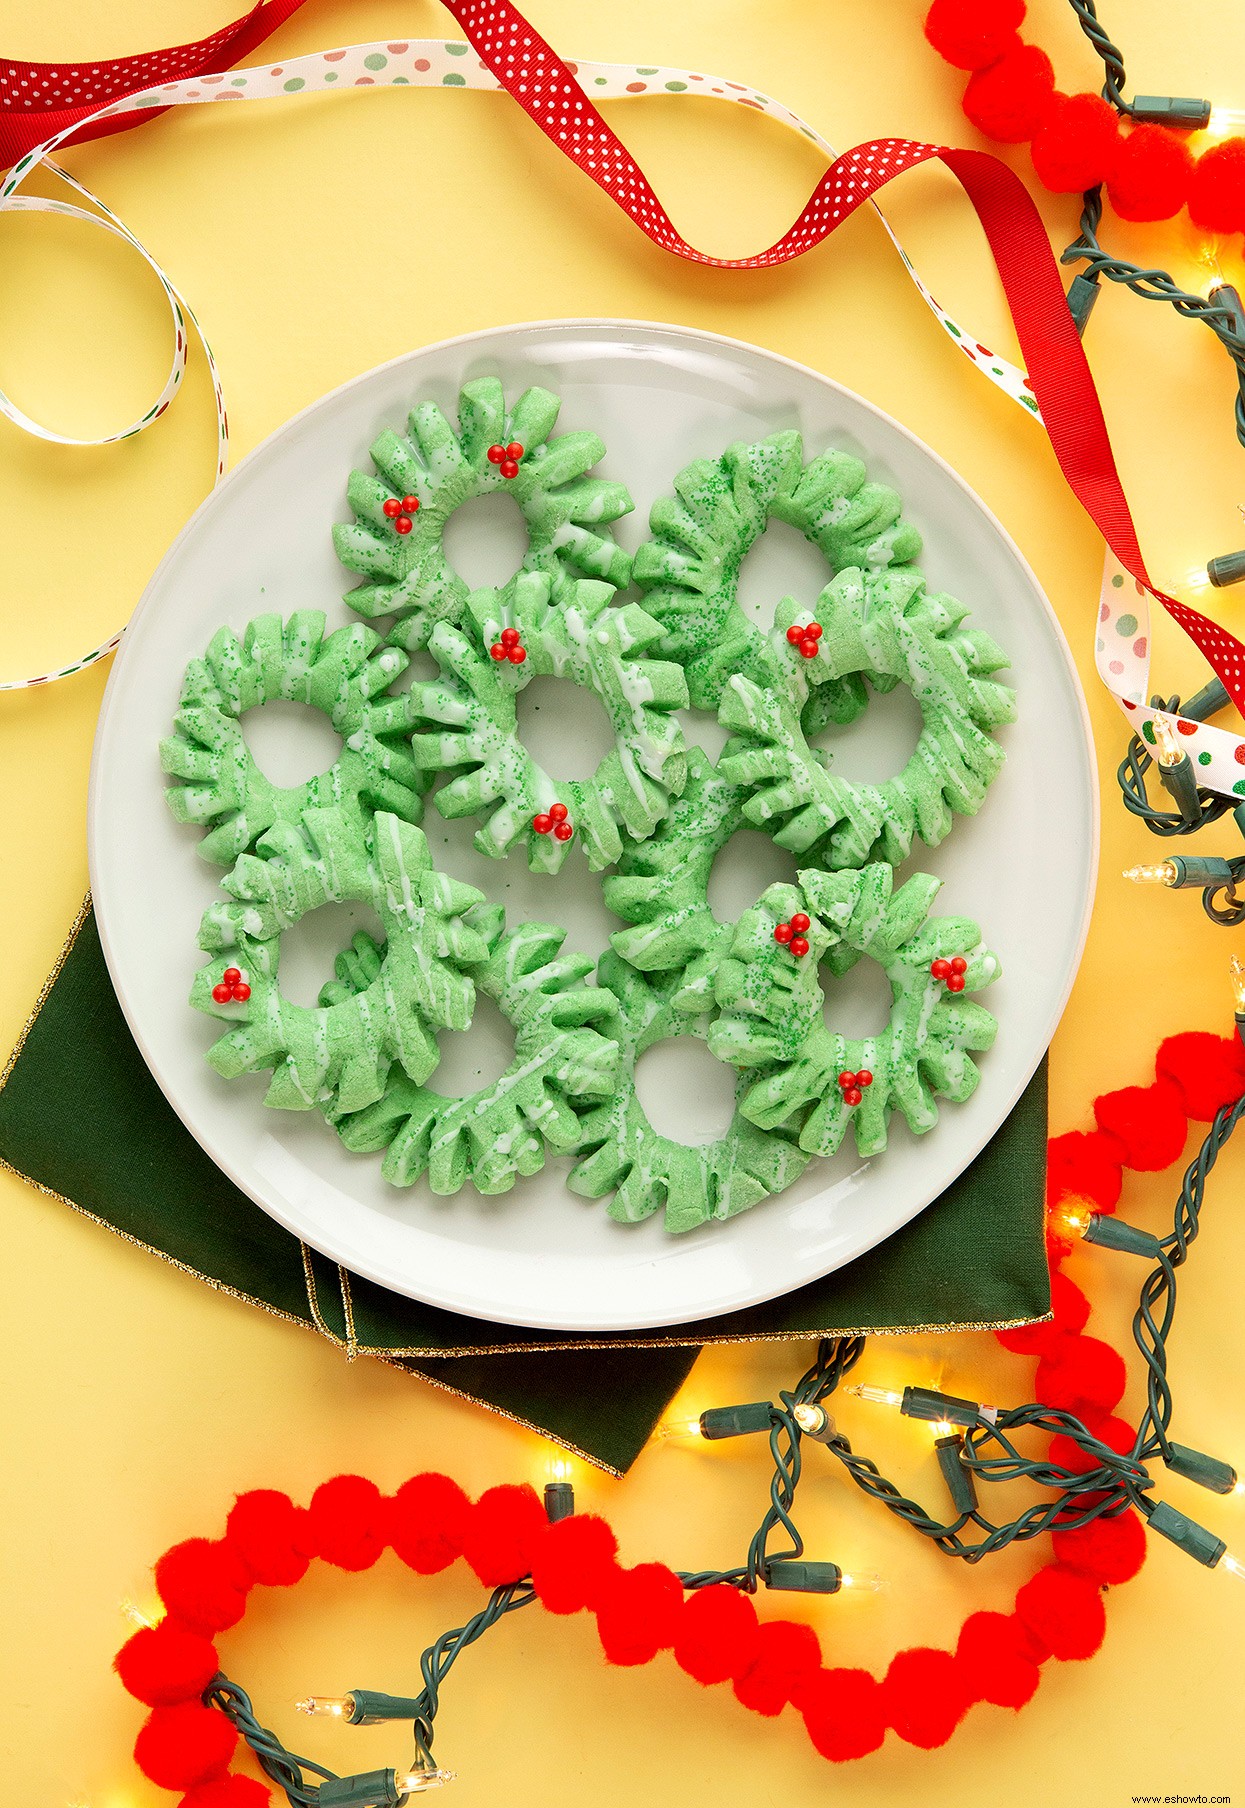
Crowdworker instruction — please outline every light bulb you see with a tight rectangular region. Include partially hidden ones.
[1208,108,1245,139]
[838,1569,885,1591]
[1234,1479,1245,1498]
[1049,1197,1092,1243]
[1220,1552,1245,1581]
[1230,955,1245,1016]
[655,1415,704,1442]
[120,1596,161,1629]
[1124,861,1178,887]
[931,1419,957,1439]
[844,1384,904,1409]
[1152,715,1186,769]
[1181,564,1213,591]
[296,1695,353,1717]
[545,1455,574,1482]
[396,1767,456,1794]
[794,1402,831,1435]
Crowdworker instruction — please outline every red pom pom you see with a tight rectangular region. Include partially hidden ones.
[134,1701,238,1789]
[595,1562,684,1666]
[529,1513,619,1614]
[956,1611,1041,1707]
[963,42,1055,141]
[390,1472,471,1575]
[1015,1563,1106,1661]
[996,1272,1090,1355]
[1052,1509,1147,1584]
[179,1780,272,1808]
[1048,1413,1134,1476]
[734,1620,821,1716]
[306,1476,388,1571]
[115,1620,219,1706]
[1035,1335,1127,1417]
[155,1540,251,1636]
[1156,1031,1245,1120]
[225,1491,310,1586]
[1047,1129,1124,1212]
[1031,92,1121,194]
[1190,138,1245,233]
[881,1647,971,1749]
[673,1584,760,1686]
[462,1483,547,1587]
[798,1666,887,1761]
[1094,1078,1186,1171]
[1107,123,1193,222]
[924,0,1024,70]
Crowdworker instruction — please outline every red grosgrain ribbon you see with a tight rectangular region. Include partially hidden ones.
[0,0,305,169]
[441,0,1245,713]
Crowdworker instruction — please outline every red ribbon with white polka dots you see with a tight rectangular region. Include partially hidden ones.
[2,0,1243,768]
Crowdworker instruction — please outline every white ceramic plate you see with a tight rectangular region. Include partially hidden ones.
[88,320,1097,1333]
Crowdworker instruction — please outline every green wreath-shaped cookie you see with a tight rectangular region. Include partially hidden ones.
[192,805,489,1114]
[372,572,689,873]
[718,567,1017,870]
[632,428,922,712]
[602,745,758,1018]
[329,907,621,1196]
[160,612,426,865]
[568,952,810,1235]
[332,378,634,647]
[709,864,1000,1159]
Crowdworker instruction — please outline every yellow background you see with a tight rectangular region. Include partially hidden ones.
[3,3,1245,1804]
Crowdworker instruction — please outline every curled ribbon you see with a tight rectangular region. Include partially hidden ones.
[1,4,1239,799]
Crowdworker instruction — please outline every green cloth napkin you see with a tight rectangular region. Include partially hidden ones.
[0,902,1049,1472]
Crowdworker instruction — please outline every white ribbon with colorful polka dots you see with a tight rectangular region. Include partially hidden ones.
[0,30,1228,796]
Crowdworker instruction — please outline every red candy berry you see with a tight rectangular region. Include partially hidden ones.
[500,627,520,647]
[382,498,401,518]
[508,646,527,664]
[401,495,419,513]
[946,975,966,993]
[212,966,251,1005]
[950,956,968,975]
[395,516,413,534]
[843,1087,863,1107]
[507,442,524,460]
[233,983,251,1001]
[223,968,241,985]
[930,958,952,980]
[211,983,231,1004]
[532,814,553,835]
[774,923,794,945]
[500,459,520,479]
[806,623,823,641]
[786,625,803,645]
[487,444,506,464]
[490,643,507,660]
[790,913,810,934]
[553,822,574,842]
[789,936,809,958]
[857,1069,873,1087]
[549,803,568,823]
[837,1071,855,1088]
[798,639,819,658]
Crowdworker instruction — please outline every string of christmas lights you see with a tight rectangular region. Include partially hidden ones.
[108,993,1245,1804]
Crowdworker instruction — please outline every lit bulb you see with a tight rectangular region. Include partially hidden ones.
[1124,861,1178,887]
[931,1419,957,1439]
[1151,715,1186,769]
[838,1569,885,1591]
[1181,564,1213,592]
[1231,955,1245,1016]
[1208,109,1245,139]
[1234,1479,1245,1497]
[1220,1552,1245,1581]
[545,1455,574,1482]
[794,1402,831,1435]
[1049,1197,1092,1243]
[396,1767,456,1794]
[120,1596,161,1629]
[296,1695,353,1717]
[655,1416,704,1442]
[844,1384,904,1409]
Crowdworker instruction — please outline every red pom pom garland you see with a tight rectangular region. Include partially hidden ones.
[116,1030,1239,1794]
[923,3,1245,239]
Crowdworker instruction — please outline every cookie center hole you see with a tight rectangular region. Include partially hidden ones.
[516,677,616,780]
[278,902,385,1008]
[736,516,831,628]
[706,829,799,923]
[634,1036,736,1146]
[442,490,531,589]
[431,995,515,1098]
[821,956,894,1042]
[807,682,925,784]
[242,700,344,787]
